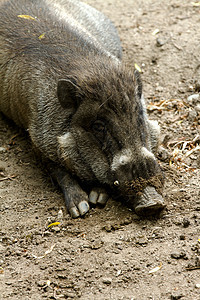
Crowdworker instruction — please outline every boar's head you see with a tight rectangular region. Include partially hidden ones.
[57,57,165,215]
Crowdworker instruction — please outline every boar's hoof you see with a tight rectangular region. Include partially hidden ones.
[78,201,90,216]
[134,186,165,216]
[69,206,80,218]
[69,201,90,218]
[89,188,109,206]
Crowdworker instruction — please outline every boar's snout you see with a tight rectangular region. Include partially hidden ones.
[133,186,165,216]
[115,173,165,216]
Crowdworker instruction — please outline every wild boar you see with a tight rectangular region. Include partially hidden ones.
[0,0,165,218]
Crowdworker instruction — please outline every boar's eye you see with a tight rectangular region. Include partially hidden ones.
[91,120,106,143]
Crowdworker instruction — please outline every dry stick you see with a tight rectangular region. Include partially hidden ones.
[186,266,200,271]
[0,175,17,181]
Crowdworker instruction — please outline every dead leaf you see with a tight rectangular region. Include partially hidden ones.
[48,222,60,228]
[38,33,45,40]
[134,63,141,72]
[147,99,171,111]
[17,15,36,21]
[32,244,55,259]
[149,263,162,274]
[152,29,160,35]
[191,2,200,6]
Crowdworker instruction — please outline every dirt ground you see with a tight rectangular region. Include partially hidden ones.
[0,0,200,299]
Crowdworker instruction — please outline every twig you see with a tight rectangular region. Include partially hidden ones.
[184,145,200,158]
[171,40,182,51]
[32,244,56,259]
[186,266,200,271]
[0,174,17,181]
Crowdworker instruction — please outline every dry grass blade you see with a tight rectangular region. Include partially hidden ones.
[168,135,200,171]
[32,244,56,259]
[134,63,141,72]
[191,2,200,7]
[48,222,61,228]
[38,33,45,40]
[186,266,200,271]
[0,174,17,181]
[183,145,200,158]
[147,98,186,112]
[17,15,36,20]
[149,263,162,274]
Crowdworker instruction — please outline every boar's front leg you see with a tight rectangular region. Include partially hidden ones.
[52,168,109,218]
[53,168,90,218]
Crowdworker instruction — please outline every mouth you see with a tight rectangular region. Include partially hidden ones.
[113,174,165,216]
[133,185,165,216]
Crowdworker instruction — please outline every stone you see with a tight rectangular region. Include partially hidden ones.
[187,94,200,105]
[102,277,112,284]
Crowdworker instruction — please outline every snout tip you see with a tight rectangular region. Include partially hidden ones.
[134,186,165,216]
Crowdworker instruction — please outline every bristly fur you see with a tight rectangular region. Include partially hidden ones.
[122,174,164,197]
[0,0,164,212]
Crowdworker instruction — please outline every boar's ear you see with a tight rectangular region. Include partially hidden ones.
[134,69,142,99]
[57,78,81,111]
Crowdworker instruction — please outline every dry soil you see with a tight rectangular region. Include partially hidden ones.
[0,0,200,299]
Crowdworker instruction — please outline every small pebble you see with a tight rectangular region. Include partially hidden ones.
[103,224,112,232]
[123,218,132,225]
[0,161,6,171]
[0,147,6,153]
[171,293,184,300]
[158,146,170,162]
[167,204,174,210]
[194,81,200,92]
[171,251,187,259]
[178,87,185,94]
[37,281,46,287]
[102,277,112,284]
[15,250,21,256]
[0,260,4,266]
[195,283,200,288]
[64,292,76,298]
[179,235,185,240]
[151,56,158,64]
[57,209,63,220]
[51,226,61,233]
[187,85,194,92]
[136,235,148,245]
[187,93,200,105]
[116,270,121,277]
[194,104,200,112]
[156,38,165,47]
[155,86,164,92]
[188,110,197,122]
[183,218,190,228]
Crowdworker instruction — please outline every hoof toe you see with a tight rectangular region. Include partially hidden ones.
[89,189,109,206]
[69,207,80,218]
[89,191,98,205]
[78,201,90,216]
[97,193,109,206]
